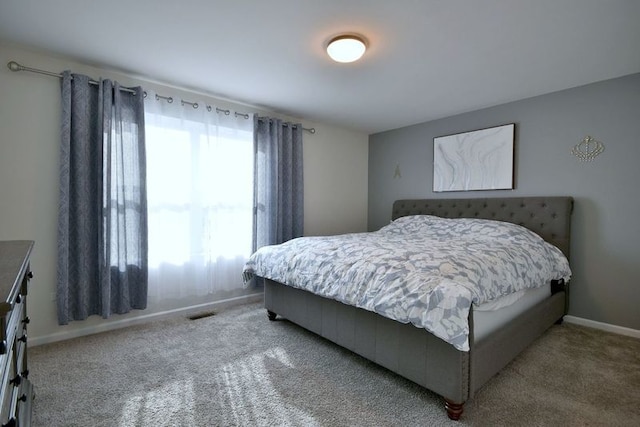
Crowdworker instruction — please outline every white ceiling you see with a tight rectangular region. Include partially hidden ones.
[1,0,639,134]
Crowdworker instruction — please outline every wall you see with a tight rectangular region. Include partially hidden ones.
[369,73,640,331]
[0,42,369,344]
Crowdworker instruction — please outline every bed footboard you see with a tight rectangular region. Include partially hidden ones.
[470,289,566,394]
[264,279,471,416]
[264,279,567,420]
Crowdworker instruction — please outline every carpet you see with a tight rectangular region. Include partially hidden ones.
[29,303,640,426]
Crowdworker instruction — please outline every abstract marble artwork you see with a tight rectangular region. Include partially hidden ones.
[433,123,514,192]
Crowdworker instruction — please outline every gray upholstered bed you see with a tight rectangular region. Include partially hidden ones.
[261,196,573,420]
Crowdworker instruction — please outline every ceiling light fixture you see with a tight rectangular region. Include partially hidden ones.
[326,35,367,63]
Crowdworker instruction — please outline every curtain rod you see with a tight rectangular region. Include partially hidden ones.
[150,92,315,134]
[256,117,316,133]
[7,60,316,134]
[146,92,315,134]
[150,92,252,120]
[7,60,137,94]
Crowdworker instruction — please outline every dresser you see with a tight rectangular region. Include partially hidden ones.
[0,241,34,427]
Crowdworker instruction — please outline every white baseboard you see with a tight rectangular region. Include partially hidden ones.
[29,292,264,347]
[564,315,640,339]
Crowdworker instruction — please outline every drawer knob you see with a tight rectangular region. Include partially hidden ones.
[22,317,30,325]
[17,394,27,403]
[17,334,27,343]
[21,369,29,378]
[9,375,21,387]
[27,271,33,279]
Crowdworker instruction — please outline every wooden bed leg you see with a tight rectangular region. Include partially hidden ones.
[444,399,464,421]
[267,310,277,321]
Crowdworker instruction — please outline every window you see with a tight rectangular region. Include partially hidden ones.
[144,93,253,301]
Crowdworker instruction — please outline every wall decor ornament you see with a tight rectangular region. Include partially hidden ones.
[433,123,515,192]
[572,135,604,162]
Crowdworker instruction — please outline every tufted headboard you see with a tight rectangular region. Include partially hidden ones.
[392,197,574,258]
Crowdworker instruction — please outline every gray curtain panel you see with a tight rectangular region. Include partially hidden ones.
[253,116,304,251]
[57,71,148,325]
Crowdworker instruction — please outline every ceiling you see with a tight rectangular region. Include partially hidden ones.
[1,0,639,134]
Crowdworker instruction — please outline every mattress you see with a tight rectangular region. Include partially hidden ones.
[473,284,551,343]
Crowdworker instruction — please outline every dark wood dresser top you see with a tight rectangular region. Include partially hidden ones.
[0,241,34,315]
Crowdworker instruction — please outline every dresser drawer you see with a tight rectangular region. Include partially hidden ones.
[0,350,16,426]
[0,241,35,427]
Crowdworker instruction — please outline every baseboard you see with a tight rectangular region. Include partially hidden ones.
[29,292,264,347]
[564,315,640,339]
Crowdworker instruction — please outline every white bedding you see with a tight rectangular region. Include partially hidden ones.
[243,215,571,351]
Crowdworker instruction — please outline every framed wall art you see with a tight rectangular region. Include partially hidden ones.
[433,123,515,192]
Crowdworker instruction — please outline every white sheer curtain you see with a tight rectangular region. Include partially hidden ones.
[144,91,253,305]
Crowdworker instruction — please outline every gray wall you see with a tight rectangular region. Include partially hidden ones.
[368,73,640,330]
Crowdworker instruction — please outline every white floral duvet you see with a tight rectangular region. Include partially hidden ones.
[242,215,571,351]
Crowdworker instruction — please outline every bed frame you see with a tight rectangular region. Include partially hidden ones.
[263,196,573,420]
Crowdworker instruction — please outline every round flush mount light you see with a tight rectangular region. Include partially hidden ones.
[326,35,367,63]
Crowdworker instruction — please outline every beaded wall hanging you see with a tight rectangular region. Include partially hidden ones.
[572,135,604,162]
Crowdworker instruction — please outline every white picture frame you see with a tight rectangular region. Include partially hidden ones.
[433,123,515,192]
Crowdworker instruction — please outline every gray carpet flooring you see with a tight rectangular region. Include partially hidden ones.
[29,303,640,426]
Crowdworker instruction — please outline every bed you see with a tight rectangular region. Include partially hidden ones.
[243,196,573,420]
